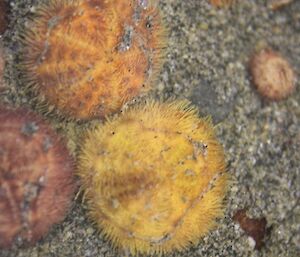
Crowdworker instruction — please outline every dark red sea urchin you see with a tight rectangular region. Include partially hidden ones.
[0,107,75,248]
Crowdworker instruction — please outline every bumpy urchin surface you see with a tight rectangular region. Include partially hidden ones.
[78,100,229,255]
[0,107,75,248]
[19,0,167,120]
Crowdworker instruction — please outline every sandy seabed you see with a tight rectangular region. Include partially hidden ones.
[0,0,299,256]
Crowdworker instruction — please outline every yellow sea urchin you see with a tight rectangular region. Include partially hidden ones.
[19,0,166,120]
[78,100,228,255]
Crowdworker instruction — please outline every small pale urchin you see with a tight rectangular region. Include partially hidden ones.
[78,100,229,255]
[250,48,296,101]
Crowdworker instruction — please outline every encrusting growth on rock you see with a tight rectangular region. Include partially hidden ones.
[0,107,75,248]
[78,100,229,255]
[19,0,167,120]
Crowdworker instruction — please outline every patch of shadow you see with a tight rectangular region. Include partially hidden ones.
[189,80,236,123]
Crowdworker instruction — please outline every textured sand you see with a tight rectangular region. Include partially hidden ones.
[0,0,299,256]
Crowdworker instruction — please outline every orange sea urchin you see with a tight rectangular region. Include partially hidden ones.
[19,0,166,120]
[78,100,229,255]
[0,107,75,248]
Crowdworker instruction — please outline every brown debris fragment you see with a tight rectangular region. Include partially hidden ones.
[233,209,267,250]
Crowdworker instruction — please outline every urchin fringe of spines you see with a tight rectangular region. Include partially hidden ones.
[16,61,94,123]
[20,0,81,31]
[85,99,216,159]
[40,0,81,12]
[88,208,167,257]
[15,74,81,122]
[105,98,206,134]
[122,99,205,129]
